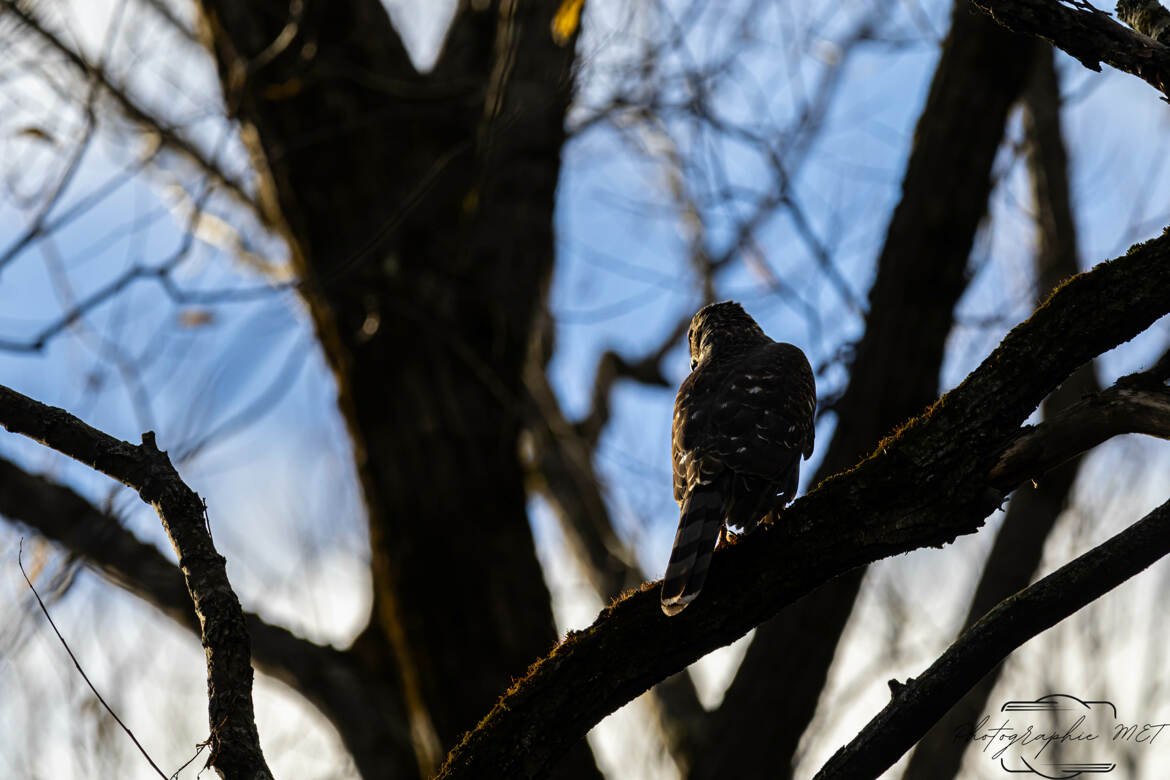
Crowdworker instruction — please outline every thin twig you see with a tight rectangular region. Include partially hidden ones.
[17,538,168,780]
[0,388,274,779]
[0,0,267,226]
[170,739,211,779]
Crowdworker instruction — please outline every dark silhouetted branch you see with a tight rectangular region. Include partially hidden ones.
[436,226,1170,778]
[197,0,602,775]
[814,496,1170,779]
[576,329,677,449]
[525,365,642,599]
[0,385,273,780]
[902,47,1095,779]
[990,373,1170,488]
[0,455,418,780]
[971,0,1170,96]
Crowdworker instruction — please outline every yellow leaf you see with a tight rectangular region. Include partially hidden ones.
[551,0,585,46]
[15,126,56,145]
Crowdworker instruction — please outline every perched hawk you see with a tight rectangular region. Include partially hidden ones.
[661,301,815,616]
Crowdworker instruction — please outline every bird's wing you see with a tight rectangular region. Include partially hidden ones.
[672,370,720,503]
[703,342,816,480]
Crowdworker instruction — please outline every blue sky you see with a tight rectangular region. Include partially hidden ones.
[2,0,1170,777]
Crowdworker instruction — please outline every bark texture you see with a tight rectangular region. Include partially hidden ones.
[972,0,1170,95]
[438,228,1170,778]
[194,2,596,775]
[0,386,272,780]
[0,455,416,778]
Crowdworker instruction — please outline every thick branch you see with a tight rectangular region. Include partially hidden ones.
[901,47,1095,779]
[991,375,1170,486]
[0,387,272,780]
[814,496,1170,779]
[0,455,417,780]
[194,0,602,775]
[437,227,1170,778]
[971,0,1170,96]
[523,346,706,768]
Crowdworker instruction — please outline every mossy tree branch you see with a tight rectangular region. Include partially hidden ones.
[437,228,1170,778]
[1118,0,1170,44]
[970,0,1170,96]
[0,387,272,780]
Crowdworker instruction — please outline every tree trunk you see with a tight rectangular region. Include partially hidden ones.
[196,1,598,775]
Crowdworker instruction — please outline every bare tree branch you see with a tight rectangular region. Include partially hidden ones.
[0,0,269,229]
[1118,0,1170,44]
[436,226,1170,778]
[0,180,214,353]
[524,365,642,599]
[576,326,678,449]
[902,47,1096,778]
[0,386,273,780]
[0,455,418,780]
[813,495,1170,779]
[991,371,1170,487]
[971,0,1170,96]
[522,328,707,769]
[0,100,98,272]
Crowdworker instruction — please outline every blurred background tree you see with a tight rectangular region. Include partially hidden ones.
[0,0,1168,778]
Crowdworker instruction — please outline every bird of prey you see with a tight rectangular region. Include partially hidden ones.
[661,301,815,616]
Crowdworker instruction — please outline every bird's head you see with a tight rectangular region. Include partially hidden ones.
[687,300,767,369]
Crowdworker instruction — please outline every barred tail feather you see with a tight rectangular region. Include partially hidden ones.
[661,488,724,616]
